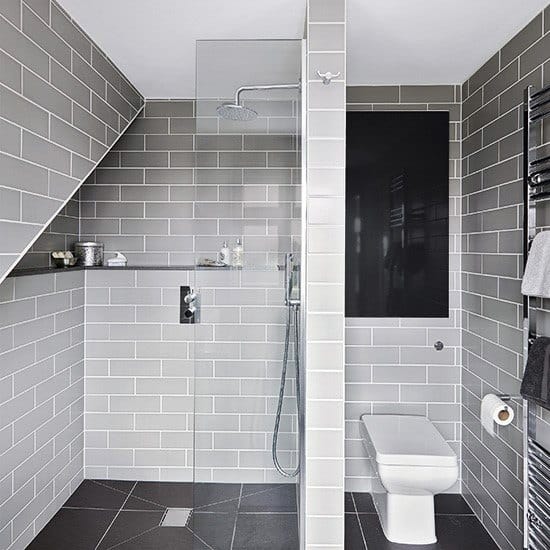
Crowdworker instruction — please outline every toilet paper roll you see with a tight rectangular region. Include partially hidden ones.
[481,394,514,436]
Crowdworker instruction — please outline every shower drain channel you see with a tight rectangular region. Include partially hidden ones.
[161,508,193,527]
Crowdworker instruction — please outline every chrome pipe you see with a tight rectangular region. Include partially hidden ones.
[234,83,300,106]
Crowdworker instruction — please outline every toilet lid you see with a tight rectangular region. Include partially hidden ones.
[361,415,457,467]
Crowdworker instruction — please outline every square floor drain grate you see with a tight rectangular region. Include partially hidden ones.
[161,508,193,527]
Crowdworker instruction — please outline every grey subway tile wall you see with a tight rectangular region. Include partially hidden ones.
[15,191,81,270]
[344,85,462,493]
[0,1,144,547]
[0,270,85,550]
[461,8,550,550]
[78,91,301,480]
[0,0,144,278]
[5,2,545,549]
[84,268,297,483]
[79,99,301,267]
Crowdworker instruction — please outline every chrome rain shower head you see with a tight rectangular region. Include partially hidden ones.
[216,102,258,121]
[216,82,301,121]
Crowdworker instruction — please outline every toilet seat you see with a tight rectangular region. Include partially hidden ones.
[361,414,457,467]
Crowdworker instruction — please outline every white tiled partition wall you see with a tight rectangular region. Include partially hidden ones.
[344,85,462,493]
[304,0,346,548]
[0,270,85,549]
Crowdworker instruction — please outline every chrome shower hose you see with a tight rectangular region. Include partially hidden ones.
[272,303,301,478]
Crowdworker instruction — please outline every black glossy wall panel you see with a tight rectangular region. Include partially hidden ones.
[346,111,449,317]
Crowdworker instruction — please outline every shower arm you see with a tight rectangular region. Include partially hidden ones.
[234,83,300,105]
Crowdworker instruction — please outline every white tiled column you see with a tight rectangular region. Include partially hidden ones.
[304,1,346,548]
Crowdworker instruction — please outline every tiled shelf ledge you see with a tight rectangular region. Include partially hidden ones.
[8,264,283,278]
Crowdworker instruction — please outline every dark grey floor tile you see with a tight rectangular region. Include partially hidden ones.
[351,492,474,516]
[97,510,164,550]
[232,513,298,550]
[240,482,297,496]
[191,511,236,550]
[345,513,366,550]
[345,492,355,513]
[358,513,499,549]
[352,492,376,513]
[434,494,474,515]
[26,508,117,550]
[64,479,133,510]
[239,484,296,512]
[124,481,193,511]
[94,479,136,494]
[104,526,209,549]
[193,482,241,512]
[240,483,276,496]
[434,516,498,549]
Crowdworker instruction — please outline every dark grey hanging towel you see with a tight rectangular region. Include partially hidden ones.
[521,337,550,410]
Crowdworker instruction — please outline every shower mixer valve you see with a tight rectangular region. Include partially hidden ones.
[180,286,199,324]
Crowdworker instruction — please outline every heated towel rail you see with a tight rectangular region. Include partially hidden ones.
[526,438,550,549]
[524,84,550,549]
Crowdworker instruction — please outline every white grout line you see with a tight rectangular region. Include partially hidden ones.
[102,524,160,550]
[351,493,369,550]
[186,525,215,550]
[93,480,138,550]
[229,483,243,550]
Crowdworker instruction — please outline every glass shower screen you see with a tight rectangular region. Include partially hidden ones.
[189,39,303,549]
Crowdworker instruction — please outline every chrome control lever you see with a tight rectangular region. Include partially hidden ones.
[183,304,196,320]
[184,292,197,305]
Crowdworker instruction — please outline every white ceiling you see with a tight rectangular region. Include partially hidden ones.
[57,0,306,98]
[196,41,301,99]
[347,0,550,86]
[58,0,550,97]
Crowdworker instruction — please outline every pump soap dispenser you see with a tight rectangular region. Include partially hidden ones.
[232,238,243,268]
[219,241,231,266]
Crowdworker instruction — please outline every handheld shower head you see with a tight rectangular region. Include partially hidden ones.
[284,253,300,306]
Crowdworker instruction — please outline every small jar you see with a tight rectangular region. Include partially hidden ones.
[74,242,104,266]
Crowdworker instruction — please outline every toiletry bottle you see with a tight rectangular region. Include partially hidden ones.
[232,238,243,268]
[220,241,231,266]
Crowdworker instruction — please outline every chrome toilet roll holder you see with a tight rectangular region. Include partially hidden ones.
[498,394,522,402]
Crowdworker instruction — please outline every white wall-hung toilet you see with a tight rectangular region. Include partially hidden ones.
[360,414,458,545]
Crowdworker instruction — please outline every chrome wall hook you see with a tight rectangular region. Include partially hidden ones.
[316,70,341,85]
